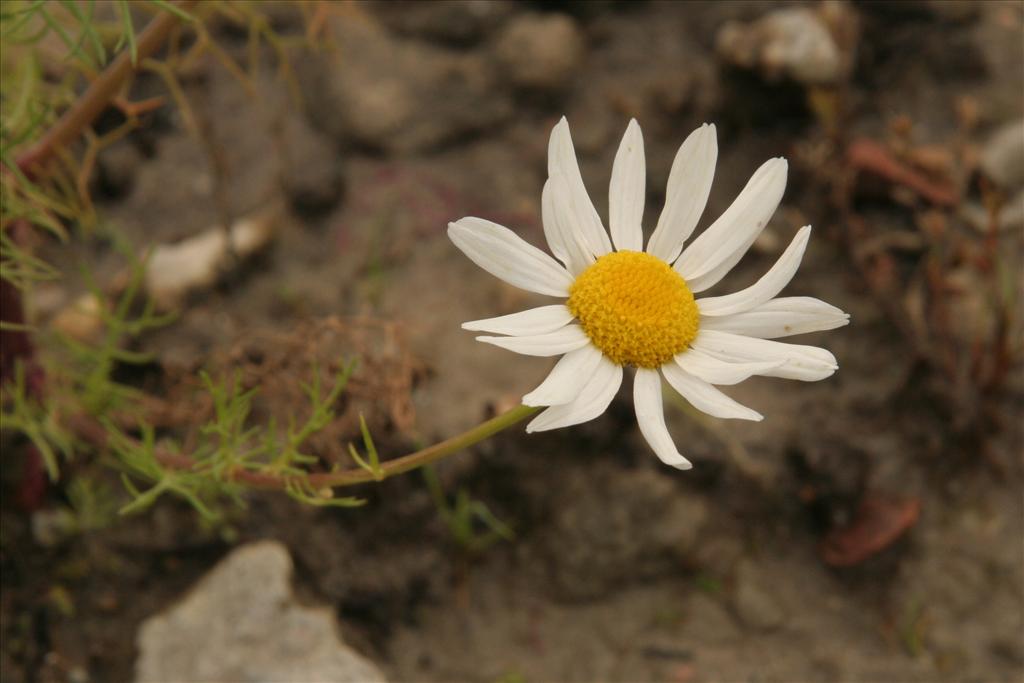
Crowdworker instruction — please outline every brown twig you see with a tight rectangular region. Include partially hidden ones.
[14,1,199,178]
[2,1,198,388]
[846,138,959,207]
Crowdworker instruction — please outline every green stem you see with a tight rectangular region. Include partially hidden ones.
[304,403,541,487]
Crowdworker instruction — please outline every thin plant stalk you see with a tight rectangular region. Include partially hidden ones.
[75,404,542,492]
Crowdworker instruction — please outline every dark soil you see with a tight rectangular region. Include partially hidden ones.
[2,1,1022,682]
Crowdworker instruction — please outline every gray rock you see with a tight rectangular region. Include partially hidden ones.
[732,559,787,631]
[980,119,1024,190]
[535,462,709,600]
[684,593,741,644]
[135,540,387,683]
[716,7,844,85]
[493,12,585,91]
[301,15,512,154]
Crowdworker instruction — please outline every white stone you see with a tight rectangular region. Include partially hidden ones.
[717,8,844,85]
[144,208,276,310]
[135,540,387,683]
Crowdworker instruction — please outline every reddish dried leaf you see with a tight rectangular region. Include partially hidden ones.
[820,495,921,567]
[847,138,959,207]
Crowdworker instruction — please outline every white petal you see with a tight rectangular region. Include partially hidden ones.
[634,368,693,469]
[697,226,812,316]
[691,329,838,381]
[700,297,851,339]
[477,325,590,357]
[526,356,622,432]
[647,123,718,263]
[522,344,604,407]
[608,119,645,252]
[547,117,613,258]
[462,305,574,336]
[540,177,574,272]
[449,218,573,297]
[662,363,763,421]
[675,158,788,293]
[543,175,594,276]
[673,347,782,385]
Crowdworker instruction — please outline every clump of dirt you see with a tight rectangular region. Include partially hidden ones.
[2,2,1023,683]
[211,316,425,456]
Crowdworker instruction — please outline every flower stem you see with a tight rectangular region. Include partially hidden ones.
[263,404,542,490]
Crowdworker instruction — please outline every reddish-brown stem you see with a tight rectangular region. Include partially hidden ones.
[15,0,198,178]
[2,2,199,389]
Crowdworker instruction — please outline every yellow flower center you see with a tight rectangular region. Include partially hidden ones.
[567,251,699,369]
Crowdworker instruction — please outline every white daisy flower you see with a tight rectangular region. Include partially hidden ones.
[448,118,849,469]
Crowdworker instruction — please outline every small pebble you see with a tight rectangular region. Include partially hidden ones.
[716,7,844,85]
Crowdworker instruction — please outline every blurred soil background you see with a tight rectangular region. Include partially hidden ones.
[2,1,1023,681]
